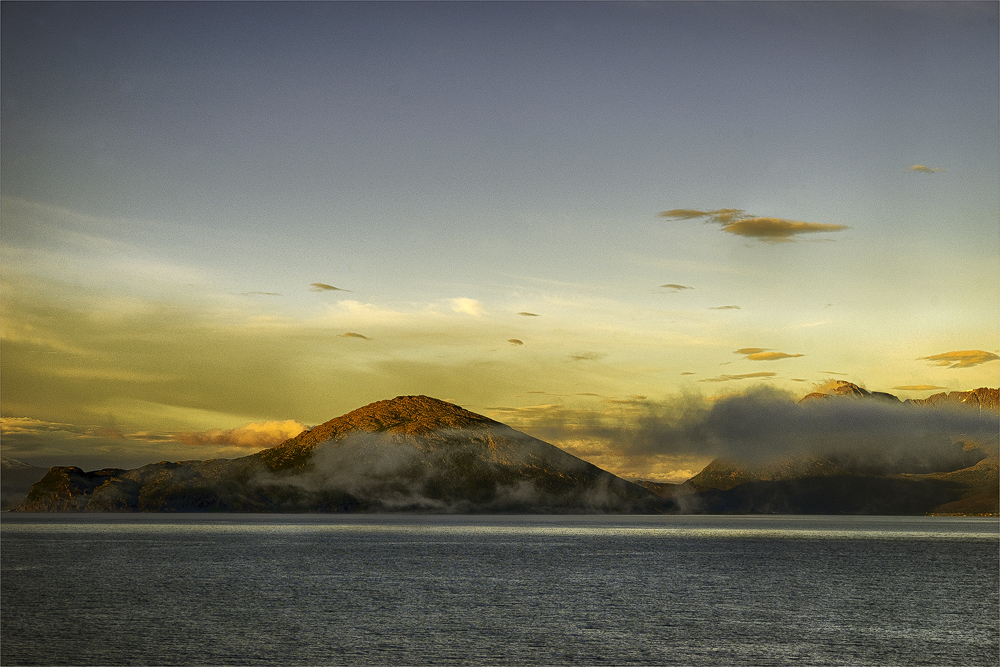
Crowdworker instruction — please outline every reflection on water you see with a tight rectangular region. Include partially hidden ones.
[3,515,998,666]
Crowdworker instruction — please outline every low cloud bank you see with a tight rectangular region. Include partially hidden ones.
[176,420,307,448]
[507,386,998,471]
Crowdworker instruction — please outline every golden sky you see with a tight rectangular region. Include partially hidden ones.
[2,3,997,479]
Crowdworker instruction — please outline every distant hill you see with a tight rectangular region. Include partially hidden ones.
[662,383,999,515]
[14,396,665,513]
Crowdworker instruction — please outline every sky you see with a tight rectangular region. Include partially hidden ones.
[2,1,998,481]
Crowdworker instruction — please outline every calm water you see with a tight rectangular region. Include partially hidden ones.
[1,514,997,666]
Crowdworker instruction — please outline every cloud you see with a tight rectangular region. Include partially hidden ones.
[893,385,948,391]
[127,431,179,442]
[0,416,265,469]
[0,416,130,441]
[505,386,998,469]
[659,208,744,222]
[734,348,804,361]
[508,339,524,346]
[747,353,802,362]
[907,165,945,174]
[660,284,693,291]
[918,350,999,369]
[241,291,281,296]
[659,208,849,242]
[450,298,485,316]
[517,312,539,317]
[602,395,648,406]
[175,420,307,449]
[698,372,777,383]
[340,332,370,340]
[569,352,606,362]
[710,305,740,310]
[722,217,850,240]
[310,283,349,292]
[1,417,82,436]
[680,372,696,376]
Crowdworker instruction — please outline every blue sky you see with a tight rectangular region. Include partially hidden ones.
[2,2,997,479]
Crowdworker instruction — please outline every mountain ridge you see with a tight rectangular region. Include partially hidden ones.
[12,386,999,514]
[15,396,665,513]
[667,382,999,514]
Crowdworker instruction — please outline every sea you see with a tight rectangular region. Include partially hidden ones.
[1,514,997,666]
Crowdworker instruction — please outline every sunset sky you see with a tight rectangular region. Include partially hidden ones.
[2,2,998,480]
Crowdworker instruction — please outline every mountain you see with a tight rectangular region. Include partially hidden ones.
[800,380,901,403]
[14,388,998,515]
[14,396,666,513]
[907,386,999,411]
[1,457,50,510]
[663,383,999,515]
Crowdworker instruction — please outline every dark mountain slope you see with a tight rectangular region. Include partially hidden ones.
[15,396,666,513]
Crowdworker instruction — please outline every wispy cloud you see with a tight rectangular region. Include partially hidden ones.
[486,403,564,417]
[660,284,693,291]
[450,298,485,316]
[893,385,947,391]
[0,416,137,441]
[735,348,804,361]
[1,417,83,436]
[241,291,282,296]
[918,350,999,369]
[569,352,606,362]
[698,372,777,383]
[339,332,370,340]
[659,208,849,242]
[906,165,946,174]
[2,416,308,450]
[508,339,524,346]
[517,312,539,317]
[310,283,349,292]
[175,420,307,449]
[711,305,740,310]
[602,397,649,408]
